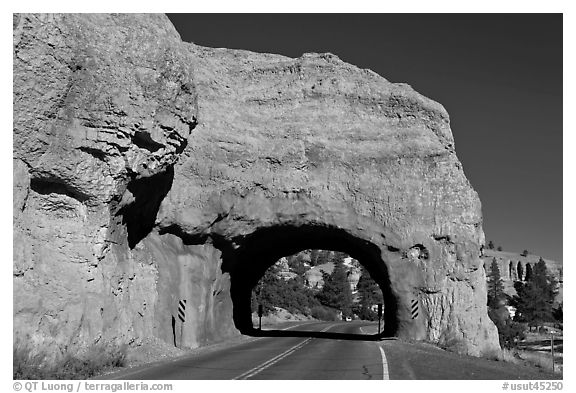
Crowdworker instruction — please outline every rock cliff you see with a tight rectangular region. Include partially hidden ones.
[13,13,499,357]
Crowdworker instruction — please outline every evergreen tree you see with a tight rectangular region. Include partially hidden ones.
[333,251,349,263]
[355,268,383,320]
[487,258,505,308]
[514,258,558,330]
[497,246,503,251]
[286,253,307,277]
[488,307,526,349]
[309,249,320,266]
[487,258,528,348]
[524,263,533,282]
[316,258,353,317]
[533,258,558,304]
[521,249,529,257]
[253,263,284,315]
[252,259,320,316]
[488,240,495,250]
[509,261,513,279]
[517,261,524,281]
[312,249,331,266]
[553,303,563,323]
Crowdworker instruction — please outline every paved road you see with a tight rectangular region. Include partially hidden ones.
[102,321,559,380]
[383,339,559,380]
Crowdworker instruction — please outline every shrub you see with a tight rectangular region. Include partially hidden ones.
[310,305,338,321]
[518,351,561,373]
[439,336,469,354]
[488,306,526,349]
[13,341,47,380]
[483,347,521,364]
[13,340,127,380]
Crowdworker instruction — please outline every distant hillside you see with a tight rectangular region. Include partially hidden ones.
[482,249,563,304]
[274,249,363,290]
[276,248,563,307]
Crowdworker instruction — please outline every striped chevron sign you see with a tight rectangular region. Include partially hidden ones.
[178,299,186,323]
[410,299,419,319]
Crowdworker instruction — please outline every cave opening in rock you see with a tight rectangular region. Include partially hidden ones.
[219,225,399,338]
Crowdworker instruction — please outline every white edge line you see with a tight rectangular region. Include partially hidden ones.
[378,344,390,380]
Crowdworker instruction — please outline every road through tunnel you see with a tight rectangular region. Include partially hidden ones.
[12,12,503,360]
[217,224,400,338]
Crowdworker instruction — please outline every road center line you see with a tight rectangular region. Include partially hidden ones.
[247,321,327,344]
[378,344,390,380]
[233,324,334,380]
[107,321,321,380]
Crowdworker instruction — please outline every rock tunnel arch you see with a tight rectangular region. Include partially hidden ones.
[12,13,503,360]
[216,224,400,337]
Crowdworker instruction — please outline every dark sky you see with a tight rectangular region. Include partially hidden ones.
[167,14,563,262]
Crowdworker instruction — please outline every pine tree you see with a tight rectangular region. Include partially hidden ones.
[525,263,533,282]
[356,268,383,320]
[317,249,333,266]
[286,253,307,277]
[488,306,526,349]
[333,251,348,263]
[488,240,495,250]
[517,261,524,281]
[553,303,563,323]
[252,259,321,317]
[253,263,284,315]
[514,258,558,330]
[309,249,320,266]
[316,258,353,317]
[533,258,558,305]
[487,257,505,308]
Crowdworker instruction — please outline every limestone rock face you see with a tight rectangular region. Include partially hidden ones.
[13,13,499,357]
[158,45,498,355]
[13,13,198,355]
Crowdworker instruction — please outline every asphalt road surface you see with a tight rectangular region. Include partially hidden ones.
[102,321,559,380]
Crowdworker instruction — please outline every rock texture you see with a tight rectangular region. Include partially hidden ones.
[13,13,200,355]
[13,13,499,357]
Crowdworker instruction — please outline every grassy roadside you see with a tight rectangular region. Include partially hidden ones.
[439,334,562,376]
[512,332,563,375]
[484,347,562,376]
[14,340,127,380]
[361,323,563,377]
[15,317,321,380]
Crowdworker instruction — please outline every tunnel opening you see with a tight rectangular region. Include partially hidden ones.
[251,249,384,326]
[219,224,399,339]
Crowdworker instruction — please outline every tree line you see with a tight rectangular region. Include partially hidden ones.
[487,256,562,349]
[251,249,383,321]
